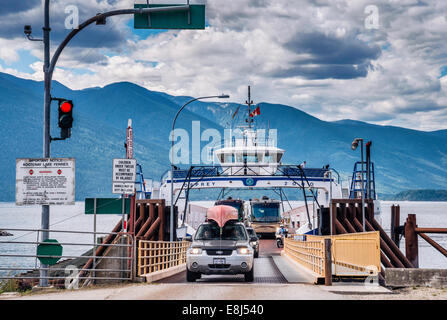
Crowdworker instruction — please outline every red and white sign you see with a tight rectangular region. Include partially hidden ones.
[16,158,75,206]
[126,119,133,159]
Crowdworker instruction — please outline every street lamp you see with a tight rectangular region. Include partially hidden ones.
[351,138,365,232]
[170,94,230,241]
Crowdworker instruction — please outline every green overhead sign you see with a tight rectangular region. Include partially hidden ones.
[134,4,205,29]
[85,198,131,215]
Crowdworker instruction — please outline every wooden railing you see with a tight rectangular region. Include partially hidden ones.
[138,240,191,276]
[404,214,447,268]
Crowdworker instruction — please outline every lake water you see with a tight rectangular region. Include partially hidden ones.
[0,202,121,277]
[380,201,447,269]
[0,201,446,277]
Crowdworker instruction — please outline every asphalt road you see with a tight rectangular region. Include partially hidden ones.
[157,240,286,284]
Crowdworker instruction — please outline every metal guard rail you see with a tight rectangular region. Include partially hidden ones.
[284,231,381,279]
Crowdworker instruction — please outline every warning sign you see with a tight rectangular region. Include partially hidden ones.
[112,159,136,194]
[112,182,135,195]
[16,158,75,206]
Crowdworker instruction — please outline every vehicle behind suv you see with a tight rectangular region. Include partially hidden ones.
[246,227,260,258]
[186,221,256,282]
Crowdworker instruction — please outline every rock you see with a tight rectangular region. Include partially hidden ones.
[0,230,13,236]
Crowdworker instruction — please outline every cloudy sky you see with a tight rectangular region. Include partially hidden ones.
[1,0,446,131]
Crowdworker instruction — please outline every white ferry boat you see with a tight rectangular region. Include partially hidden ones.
[153,86,380,236]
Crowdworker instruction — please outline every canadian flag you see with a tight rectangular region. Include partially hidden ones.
[249,105,261,117]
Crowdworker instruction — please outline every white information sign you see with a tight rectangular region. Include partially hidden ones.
[112,159,136,194]
[112,182,135,195]
[16,158,75,206]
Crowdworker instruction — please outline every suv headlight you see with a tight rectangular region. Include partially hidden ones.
[237,247,251,255]
[189,248,202,255]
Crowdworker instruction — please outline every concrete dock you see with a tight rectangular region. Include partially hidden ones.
[2,240,395,300]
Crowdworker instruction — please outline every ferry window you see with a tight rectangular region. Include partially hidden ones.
[264,155,273,163]
[224,154,234,163]
[244,154,259,163]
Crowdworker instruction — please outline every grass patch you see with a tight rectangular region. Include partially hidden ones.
[0,279,32,294]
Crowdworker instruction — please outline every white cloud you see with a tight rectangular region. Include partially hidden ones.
[1,0,447,130]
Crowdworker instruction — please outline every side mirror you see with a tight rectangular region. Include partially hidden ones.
[184,235,192,242]
[250,236,258,242]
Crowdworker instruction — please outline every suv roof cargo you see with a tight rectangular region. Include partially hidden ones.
[206,205,238,227]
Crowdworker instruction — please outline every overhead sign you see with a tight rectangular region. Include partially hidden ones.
[134,4,205,29]
[85,198,132,215]
[112,159,136,194]
[16,158,75,206]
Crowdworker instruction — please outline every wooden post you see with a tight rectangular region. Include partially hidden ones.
[405,214,419,268]
[391,205,400,248]
[158,202,165,241]
[324,238,332,286]
[330,201,337,235]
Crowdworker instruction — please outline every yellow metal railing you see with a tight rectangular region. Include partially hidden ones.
[284,237,326,277]
[138,240,191,276]
[284,231,381,278]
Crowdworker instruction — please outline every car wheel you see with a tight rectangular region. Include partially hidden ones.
[186,268,197,282]
[244,265,254,282]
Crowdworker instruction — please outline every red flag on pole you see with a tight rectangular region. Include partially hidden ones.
[250,105,261,117]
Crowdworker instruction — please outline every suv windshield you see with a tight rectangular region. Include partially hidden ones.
[195,223,247,241]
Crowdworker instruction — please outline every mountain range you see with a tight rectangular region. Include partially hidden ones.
[1,71,447,202]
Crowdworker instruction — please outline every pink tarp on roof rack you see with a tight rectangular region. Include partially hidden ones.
[206,205,238,228]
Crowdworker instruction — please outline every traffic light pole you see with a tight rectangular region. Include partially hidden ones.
[39,0,51,288]
[36,2,191,287]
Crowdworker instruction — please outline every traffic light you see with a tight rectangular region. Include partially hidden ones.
[58,100,73,139]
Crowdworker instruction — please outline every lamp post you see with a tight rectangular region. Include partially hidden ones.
[324,170,333,235]
[351,138,365,231]
[170,94,229,241]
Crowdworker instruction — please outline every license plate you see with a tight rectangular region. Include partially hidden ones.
[213,258,226,265]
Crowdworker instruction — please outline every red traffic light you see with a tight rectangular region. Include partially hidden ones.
[60,101,72,113]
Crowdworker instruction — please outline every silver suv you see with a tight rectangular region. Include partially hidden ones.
[186,221,255,282]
